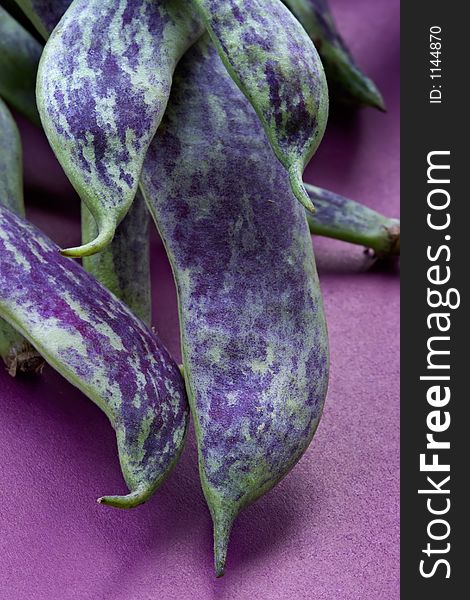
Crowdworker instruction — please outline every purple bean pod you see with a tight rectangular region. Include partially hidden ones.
[141,36,329,576]
[0,205,188,507]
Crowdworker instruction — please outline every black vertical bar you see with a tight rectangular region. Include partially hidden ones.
[401,2,467,597]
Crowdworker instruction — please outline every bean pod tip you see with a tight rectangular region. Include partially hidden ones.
[97,485,151,510]
[60,221,116,258]
[213,507,236,578]
[289,165,316,214]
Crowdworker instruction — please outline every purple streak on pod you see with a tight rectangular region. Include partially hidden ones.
[0,205,188,507]
[141,36,329,576]
[36,0,203,257]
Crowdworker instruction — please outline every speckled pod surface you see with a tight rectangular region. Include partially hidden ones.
[37,0,204,257]
[0,99,43,375]
[0,205,188,507]
[0,5,42,125]
[282,0,384,109]
[306,184,400,257]
[82,190,151,325]
[141,37,329,576]
[191,0,328,211]
[13,0,72,39]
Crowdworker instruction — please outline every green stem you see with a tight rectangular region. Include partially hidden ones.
[305,183,400,258]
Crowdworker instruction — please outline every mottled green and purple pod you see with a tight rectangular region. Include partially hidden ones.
[305,184,400,257]
[282,0,384,110]
[190,0,328,212]
[36,0,203,257]
[0,205,188,507]
[12,0,71,39]
[81,190,151,325]
[0,5,42,125]
[0,98,44,375]
[141,37,329,577]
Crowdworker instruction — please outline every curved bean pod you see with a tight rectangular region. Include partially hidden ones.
[81,190,151,325]
[189,0,328,212]
[0,98,44,375]
[0,5,42,126]
[141,36,329,577]
[282,0,384,110]
[37,0,203,257]
[306,183,400,257]
[0,205,188,507]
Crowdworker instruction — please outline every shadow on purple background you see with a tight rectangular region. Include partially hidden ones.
[0,1,399,598]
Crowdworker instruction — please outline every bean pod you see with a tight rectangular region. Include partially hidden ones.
[141,36,329,576]
[190,0,329,211]
[37,0,203,257]
[282,0,384,110]
[0,205,188,507]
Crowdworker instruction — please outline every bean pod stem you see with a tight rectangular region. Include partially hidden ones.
[305,184,400,257]
[81,191,152,325]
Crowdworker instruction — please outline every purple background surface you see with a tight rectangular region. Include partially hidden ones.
[0,1,399,598]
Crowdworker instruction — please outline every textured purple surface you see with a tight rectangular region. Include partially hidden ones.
[0,0,399,597]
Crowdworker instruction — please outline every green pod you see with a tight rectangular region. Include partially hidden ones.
[81,190,151,325]
[282,0,385,110]
[190,0,329,212]
[305,183,400,257]
[36,0,204,257]
[0,5,42,126]
[0,97,43,375]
